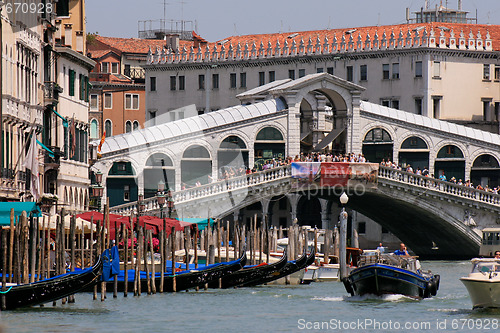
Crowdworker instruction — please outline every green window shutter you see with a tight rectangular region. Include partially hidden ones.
[79,74,83,100]
[69,70,75,96]
[85,76,90,102]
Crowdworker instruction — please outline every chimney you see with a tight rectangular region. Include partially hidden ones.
[458,0,462,11]
[165,34,180,50]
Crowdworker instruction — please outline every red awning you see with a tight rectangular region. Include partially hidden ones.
[77,212,194,238]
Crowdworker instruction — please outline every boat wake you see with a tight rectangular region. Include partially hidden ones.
[311,296,345,302]
[346,293,416,302]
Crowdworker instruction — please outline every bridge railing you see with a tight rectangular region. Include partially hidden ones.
[172,165,291,204]
[110,163,500,215]
[378,165,500,206]
[109,165,291,215]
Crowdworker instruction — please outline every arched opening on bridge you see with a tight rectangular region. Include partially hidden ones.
[268,196,290,228]
[398,136,429,171]
[297,196,321,227]
[107,161,138,207]
[181,145,212,187]
[240,201,262,228]
[298,89,347,155]
[434,145,465,181]
[218,136,249,178]
[362,128,393,163]
[143,153,175,199]
[470,154,500,189]
[254,127,285,170]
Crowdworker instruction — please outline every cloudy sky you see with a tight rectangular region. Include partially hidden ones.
[86,0,500,42]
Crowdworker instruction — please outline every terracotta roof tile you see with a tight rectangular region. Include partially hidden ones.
[94,35,195,54]
[209,22,500,52]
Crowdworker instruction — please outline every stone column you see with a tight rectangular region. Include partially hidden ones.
[318,198,330,229]
[261,198,271,224]
[233,209,241,227]
[286,193,301,225]
[349,90,362,155]
[287,101,301,158]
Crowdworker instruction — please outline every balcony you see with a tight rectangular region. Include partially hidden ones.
[43,146,62,170]
[44,81,63,103]
[124,67,145,82]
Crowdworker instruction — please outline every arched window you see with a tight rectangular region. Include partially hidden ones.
[125,120,132,133]
[362,128,393,163]
[256,127,284,141]
[90,119,98,139]
[363,128,392,143]
[473,154,499,168]
[471,154,500,189]
[146,153,173,167]
[183,145,211,158]
[219,136,247,149]
[104,119,112,137]
[133,120,139,131]
[437,145,464,159]
[218,136,249,172]
[401,136,428,149]
[254,127,285,170]
[144,153,175,198]
[181,145,212,186]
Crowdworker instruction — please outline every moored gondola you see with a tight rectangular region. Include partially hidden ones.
[209,251,288,289]
[240,250,315,287]
[107,252,247,292]
[1,255,102,311]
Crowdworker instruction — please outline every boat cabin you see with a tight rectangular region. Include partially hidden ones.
[470,258,500,274]
[480,228,500,257]
[358,251,421,272]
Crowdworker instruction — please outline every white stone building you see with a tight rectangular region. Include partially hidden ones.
[144,22,500,139]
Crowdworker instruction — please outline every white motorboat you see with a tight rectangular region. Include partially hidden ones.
[460,258,500,309]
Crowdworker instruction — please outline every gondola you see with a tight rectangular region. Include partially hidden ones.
[0,255,102,311]
[108,252,247,292]
[209,251,288,289]
[240,250,315,287]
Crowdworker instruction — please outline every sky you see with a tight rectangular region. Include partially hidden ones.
[85,0,500,42]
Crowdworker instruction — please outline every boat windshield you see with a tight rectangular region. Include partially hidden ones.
[358,252,419,271]
[471,260,500,274]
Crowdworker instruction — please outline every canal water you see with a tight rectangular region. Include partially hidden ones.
[0,261,499,332]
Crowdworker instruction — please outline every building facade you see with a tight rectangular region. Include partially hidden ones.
[1,0,95,215]
[144,22,500,140]
[1,1,45,201]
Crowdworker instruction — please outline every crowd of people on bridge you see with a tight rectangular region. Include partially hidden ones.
[181,152,499,195]
[380,159,499,194]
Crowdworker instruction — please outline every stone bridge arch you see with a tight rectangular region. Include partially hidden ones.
[269,73,365,156]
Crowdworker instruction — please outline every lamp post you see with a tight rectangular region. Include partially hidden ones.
[90,171,104,211]
[138,194,145,216]
[339,192,349,280]
[157,180,166,218]
[167,191,174,218]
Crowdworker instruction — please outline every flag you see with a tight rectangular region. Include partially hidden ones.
[98,130,106,152]
[24,134,40,202]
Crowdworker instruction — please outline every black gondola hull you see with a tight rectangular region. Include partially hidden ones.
[1,256,102,310]
[209,251,288,289]
[107,254,247,292]
[241,251,315,287]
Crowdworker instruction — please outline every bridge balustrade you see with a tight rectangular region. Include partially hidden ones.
[110,164,500,215]
[378,165,500,205]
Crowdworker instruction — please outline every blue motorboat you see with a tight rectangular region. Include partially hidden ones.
[342,251,440,299]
